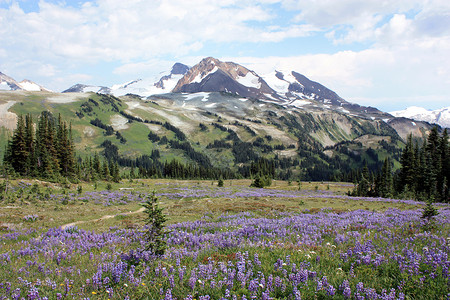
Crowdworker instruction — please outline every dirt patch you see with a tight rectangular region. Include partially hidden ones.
[126,100,198,135]
[83,126,95,137]
[60,207,145,230]
[0,101,17,130]
[47,93,84,103]
[110,114,129,130]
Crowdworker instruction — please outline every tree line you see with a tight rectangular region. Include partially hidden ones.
[3,112,76,180]
[352,127,449,202]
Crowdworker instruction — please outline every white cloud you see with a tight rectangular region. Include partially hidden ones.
[0,0,313,64]
[1,0,449,110]
[229,32,450,111]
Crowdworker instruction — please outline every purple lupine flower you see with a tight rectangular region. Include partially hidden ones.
[343,287,352,298]
[327,284,336,296]
[165,289,173,300]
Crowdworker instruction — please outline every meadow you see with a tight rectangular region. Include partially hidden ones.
[0,179,449,299]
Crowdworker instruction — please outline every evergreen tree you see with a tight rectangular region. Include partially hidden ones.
[5,115,28,175]
[378,158,393,198]
[438,129,449,202]
[142,192,167,256]
[35,112,60,178]
[398,134,416,192]
[24,114,35,176]
[355,164,371,197]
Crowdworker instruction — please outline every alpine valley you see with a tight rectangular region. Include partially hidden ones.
[0,57,443,181]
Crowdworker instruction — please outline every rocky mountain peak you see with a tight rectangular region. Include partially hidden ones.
[172,57,277,100]
[171,63,190,75]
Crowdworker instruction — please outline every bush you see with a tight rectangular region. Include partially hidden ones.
[250,174,272,188]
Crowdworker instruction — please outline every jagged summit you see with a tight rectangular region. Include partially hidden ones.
[172,57,277,100]
[171,62,190,75]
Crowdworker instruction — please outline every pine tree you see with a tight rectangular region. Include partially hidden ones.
[5,115,29,175]
[24,114,35,176]
[380,158,393,198]
[356,164,371,197]
[35,112,60,178]
[399,134,416,192]
[438,129,449,202]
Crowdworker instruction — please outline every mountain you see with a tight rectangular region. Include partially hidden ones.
[0,72,21,90]
[390,106,450,128]
[172,57,278,100]
[0,72,50,92]
[63,63,191,97]
[2,57,444,181]
[63,84,111,94]
[110,62,190,97]
[62,57,390,121]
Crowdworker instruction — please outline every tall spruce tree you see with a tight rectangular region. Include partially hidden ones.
[5,115,28,175]
[438,129,449,202]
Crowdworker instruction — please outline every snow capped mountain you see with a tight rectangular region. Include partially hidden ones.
[17,79,51,92]
[60,57,390,119]
[390,106,450,128]
[172,57,278,100]
[0,72,50,92]
[0,72,21,90]
[262,70,345,104]
[104,63,190,97]
[63,84,111,94]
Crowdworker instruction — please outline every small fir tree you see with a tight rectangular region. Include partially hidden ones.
[217,178,224,187]
[422,199,438,226]
[142,192,167,256]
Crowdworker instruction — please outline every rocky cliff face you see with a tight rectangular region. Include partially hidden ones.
[172,57,278,100]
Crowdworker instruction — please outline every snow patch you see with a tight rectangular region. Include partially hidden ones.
[192,66,218,83]
[262,71,289,94]
[236,71,261,89]
[205,103,216,108]
[289,100,310,107]
[183,92,211,101]
[0,82,11,90]
[339,107,350,114]
[18,81,41,91]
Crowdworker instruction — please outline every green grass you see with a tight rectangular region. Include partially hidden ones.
[0,179,419,232]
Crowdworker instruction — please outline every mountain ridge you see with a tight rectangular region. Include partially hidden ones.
[0,72,50,92]
[390,106,450,128]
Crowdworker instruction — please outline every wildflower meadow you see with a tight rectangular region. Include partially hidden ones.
[0,180,449,299]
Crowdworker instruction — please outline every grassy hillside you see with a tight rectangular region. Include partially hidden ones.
[0,91,415,180]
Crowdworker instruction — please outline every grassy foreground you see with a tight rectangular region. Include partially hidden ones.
[0,179,449,299]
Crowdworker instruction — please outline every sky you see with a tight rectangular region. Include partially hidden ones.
[1,0,450,112]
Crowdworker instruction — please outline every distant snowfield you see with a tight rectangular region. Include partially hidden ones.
[390,106,450,128]
[0,101,18,130]
[18,81,41,91]
[236,71,261,89]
